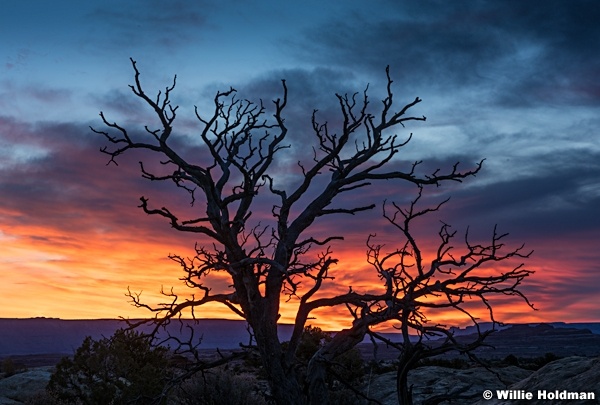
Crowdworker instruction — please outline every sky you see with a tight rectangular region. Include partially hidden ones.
[1,0,599,331]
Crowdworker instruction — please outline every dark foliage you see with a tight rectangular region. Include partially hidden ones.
[509,352,561,370]
[295,326,365,385]
[47,329,172,404]
[415,357,470,370]
[503,354,520,367]
[1,358,19,377]
[171,368,269,405]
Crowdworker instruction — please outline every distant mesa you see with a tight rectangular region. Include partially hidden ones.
[0,318,599,362]
[0,318,293,358]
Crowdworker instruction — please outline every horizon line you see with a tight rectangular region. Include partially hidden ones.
[2,317,600,325]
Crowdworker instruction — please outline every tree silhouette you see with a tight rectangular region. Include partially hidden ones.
[361,189,533,404]
[93,59,534,405]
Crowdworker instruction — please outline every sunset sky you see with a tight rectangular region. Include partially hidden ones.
[1,1,599,331]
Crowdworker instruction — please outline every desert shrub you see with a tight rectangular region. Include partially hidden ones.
[295,326,366,402]
[295,325,331,362]
[1,358,17,377]
[171,369,269,405]
[517,352,560,370]
[292,326,366,383]
[47,328,172,404]
[535,352,560,368]
[366,359,396,374]
[330,388,370,405]
[331,346,366,384]
[503,354,520,366]
[25,390,81,405]
[416,356,469,369]
[242,349,267,379]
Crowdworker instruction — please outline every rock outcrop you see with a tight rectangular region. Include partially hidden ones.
[1,356,598,404]
[0,366,52,404]
[368,356,600,405]
[366,365,532,405]
[474,356,600,405]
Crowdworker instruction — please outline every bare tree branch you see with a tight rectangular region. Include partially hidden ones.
[96,61,534,405]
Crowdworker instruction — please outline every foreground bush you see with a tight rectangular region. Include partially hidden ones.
[292,326,365,402]
[47,329,172,404]
[416,357,470,370]
[1,358,19,377]
[503,352,561,370]
[171,369,269,405]
[296,326,365,383]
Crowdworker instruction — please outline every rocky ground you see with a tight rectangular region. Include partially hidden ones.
[472,356,600,405]
[366,364,532,404]
[0,366,53,404]
[1,324,599,404]
[357,323,600,362]
[1,356,599,404]
[368,356,600,405]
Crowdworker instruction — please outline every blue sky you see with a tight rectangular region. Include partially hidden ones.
[1,0,599,326]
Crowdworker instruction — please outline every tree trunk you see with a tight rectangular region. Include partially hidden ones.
[249,304,307,405]
[396,347,420,405]
[396,362,413,405]
[306,323,369,405]
[260,342,306,405]
[306,353,329,405]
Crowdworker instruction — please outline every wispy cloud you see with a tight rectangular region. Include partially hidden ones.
[0,0,598,325]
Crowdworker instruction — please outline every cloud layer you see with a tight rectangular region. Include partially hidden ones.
[1,1,598,329]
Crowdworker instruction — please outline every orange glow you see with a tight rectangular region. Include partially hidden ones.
[0,200,597,331]
[0,0,599,345]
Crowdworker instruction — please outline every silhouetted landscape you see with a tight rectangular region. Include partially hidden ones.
[357,322,600,362]
[0,318,293,367]
[2,318,599,366]
[1,319,599,404]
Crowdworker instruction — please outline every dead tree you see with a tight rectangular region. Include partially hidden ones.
[93,59,533,405]
[354,187,534,405]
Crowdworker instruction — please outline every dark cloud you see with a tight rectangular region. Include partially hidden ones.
[442,149,600,241]
[295,0,600,107]
[240,67,358,106]
[0,118,194,245]
[4,48,32,71]
[92,88,148,120]
[85,0,212,51]
[0,82,73,118]
[238,67,363,169]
